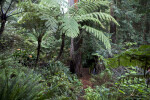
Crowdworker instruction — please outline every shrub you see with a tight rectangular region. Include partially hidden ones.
[37,61,83,100]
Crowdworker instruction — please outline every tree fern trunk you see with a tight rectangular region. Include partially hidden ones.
[55,33,65,61]
[35,38,41,67]
[0,13,7,37]
[0,20,6,35]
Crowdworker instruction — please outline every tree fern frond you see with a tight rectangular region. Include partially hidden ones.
[75,16,105,29]
[70,1,109,15]
[40,15,58,32]
[60,16,79,38]
[78,12,119,26]
[82,25,111,52]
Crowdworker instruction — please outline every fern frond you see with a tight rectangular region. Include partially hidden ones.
[82,25,111,52]
[78,12,119,26]
[40,15,58,32]
[70,1,109,15]
[60,16,79,38]
[75,16,105,29]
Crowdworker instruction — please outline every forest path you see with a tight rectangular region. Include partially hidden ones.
[78,68,93,100]
[80,68,93,89]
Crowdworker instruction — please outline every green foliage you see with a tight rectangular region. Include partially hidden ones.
[59,0,119,52]
[12,48,36,66]
[60,15,79,38]
[107,45,150,70]
[85,66,150,100]
[37,61,83,100]
[91,68,112,86]
[0,67,45,100]
[84,86,116,100]
[113,0,150,44]
[112,67,150,99]
[82,25,111,52]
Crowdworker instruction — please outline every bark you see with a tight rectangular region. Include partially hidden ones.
[0,19,6,36]
[74,37,83,76]
[70,38,75,73]
[0,13,7,36]
[144,14,149,44]
[55,33,65,61]
[35,37,42,67]
[69,0,82,76]
[70,36,83,77]
[110,3,117,43]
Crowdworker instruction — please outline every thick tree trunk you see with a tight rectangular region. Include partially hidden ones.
[70,36,83,76]
[69,0,83,76]
[74,37,82,76]
[55,33,65,61]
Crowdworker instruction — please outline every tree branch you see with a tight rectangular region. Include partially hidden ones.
[7,11,23,18]
[7,8,17,16]
[0,4,3,15]
[5,0,14,14]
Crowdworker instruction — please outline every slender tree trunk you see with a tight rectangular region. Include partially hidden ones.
[110,3,116,43]
[0,20,6,35]
[0,13,7,37]
[55,33,65,61]
[35,37,42,67]
[144,14,149,44]
[70,38,75,73]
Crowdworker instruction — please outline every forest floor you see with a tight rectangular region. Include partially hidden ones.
[78,68,93,100]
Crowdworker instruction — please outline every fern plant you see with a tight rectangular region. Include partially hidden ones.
[18,0,61,66]
[0,67,46,100]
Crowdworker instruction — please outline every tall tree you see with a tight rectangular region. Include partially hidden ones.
[67,0,119,76]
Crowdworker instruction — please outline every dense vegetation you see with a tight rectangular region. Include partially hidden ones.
[0,0,150,100]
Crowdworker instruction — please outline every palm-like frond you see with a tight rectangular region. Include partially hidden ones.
[76,12,119,26]
[75,16,105,29]
[60,16,79,38]
[82,25,111,52]
[70,0,109,15]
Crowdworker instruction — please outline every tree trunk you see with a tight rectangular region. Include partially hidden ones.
[69,0,83,76]
[110,3,117,43]
[55,33,65,61]
[0,20,6,34]
[70,38,75,73]
[70,35,83,76]
[74,37,82,76]
[144,14,149,44]
[35,37,42,67]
